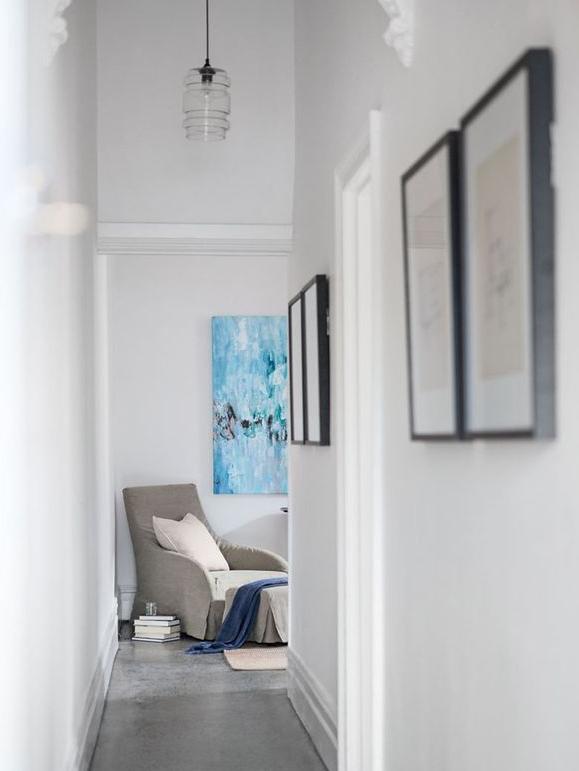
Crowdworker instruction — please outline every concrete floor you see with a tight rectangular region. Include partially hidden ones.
[90,636,327,771]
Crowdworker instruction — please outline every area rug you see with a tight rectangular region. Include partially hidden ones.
[224,645,288,671]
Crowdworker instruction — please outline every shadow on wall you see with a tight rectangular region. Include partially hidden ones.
[223,512,289,561]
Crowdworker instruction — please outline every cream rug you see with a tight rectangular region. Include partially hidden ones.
[224,645,288,671]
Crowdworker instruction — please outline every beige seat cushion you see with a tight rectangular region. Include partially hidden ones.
[205,570,287,643]
[209,569,286,600]
[224,583,288,643]
[153,513,229,571]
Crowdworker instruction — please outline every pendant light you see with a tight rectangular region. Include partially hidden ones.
[183,0,231,141]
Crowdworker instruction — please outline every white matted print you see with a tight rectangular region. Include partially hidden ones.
[463,70,532,434]
[461,49,554,438]
[304,281,321,442]
[289,295,305,443]
[402,132,460,439]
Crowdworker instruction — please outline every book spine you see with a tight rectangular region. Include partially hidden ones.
[133,626,181,631]
[132,636,181,643]
[134,622,179,627]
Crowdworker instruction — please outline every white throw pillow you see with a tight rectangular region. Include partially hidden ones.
[152,513,229,571]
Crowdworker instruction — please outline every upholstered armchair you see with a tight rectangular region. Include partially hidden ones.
[123,483,288,640]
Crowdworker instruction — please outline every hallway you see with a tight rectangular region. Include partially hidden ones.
[5,2,579,770]
[90,637,326,771]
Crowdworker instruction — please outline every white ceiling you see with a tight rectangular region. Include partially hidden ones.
[98,0,295,225]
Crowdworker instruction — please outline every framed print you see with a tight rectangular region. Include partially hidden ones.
[461,48,554,438]
[303,275,330,445]
[287,275,330,446]
[288,293,305,444]
[402,131,462,439]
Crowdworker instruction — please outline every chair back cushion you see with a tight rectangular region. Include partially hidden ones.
[153,513,229,571]
[123,484,224,584]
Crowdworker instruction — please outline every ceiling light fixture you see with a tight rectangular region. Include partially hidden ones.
[183,0,231,141]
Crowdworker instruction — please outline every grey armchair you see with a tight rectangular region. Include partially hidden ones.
[123,483,288,640]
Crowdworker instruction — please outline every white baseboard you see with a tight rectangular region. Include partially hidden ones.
[119,584,137,620]
[65,598,119,771]
[287,647,338,771]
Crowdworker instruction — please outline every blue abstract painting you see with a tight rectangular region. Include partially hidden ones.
[212,316,288,494]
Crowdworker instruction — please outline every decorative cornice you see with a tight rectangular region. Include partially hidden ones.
[377,0,414,67]
[48,0,72,64]
[97,222,293,257]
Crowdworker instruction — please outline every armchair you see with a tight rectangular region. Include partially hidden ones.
[123,483,288,640]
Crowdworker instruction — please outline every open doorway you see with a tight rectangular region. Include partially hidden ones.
[335,111,386,771]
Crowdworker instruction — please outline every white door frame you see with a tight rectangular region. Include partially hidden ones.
[335,110,386,771]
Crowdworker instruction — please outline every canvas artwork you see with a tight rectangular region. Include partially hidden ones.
[212,316,288,494]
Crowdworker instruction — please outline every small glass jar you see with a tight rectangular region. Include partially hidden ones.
[145,601,157,616]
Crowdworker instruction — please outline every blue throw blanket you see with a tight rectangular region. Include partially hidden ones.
[185,576,288,655]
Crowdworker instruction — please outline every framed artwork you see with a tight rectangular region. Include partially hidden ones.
[401,131,462,439]
[303,275,330,445]
[287,275,330,446]
[288,293,305,444]
[212,316,288,494]
[461,48,554,438]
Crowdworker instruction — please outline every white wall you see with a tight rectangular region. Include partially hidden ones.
[0,1,117,768]
[290,0,388,728]
[98,0,294,225]
[0,1,29,766]
[109,252,289,616]
[292,1,579,769]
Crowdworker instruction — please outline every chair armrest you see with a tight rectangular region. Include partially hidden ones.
[134,541,213,639]
[218,539,288,572]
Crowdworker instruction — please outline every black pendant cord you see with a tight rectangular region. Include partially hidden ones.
[204,0,210,67]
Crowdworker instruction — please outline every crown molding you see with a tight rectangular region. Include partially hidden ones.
[97,222,293,257]
[377,0,414,67]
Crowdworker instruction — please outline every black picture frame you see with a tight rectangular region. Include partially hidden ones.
[460,48,555,439]
[401,131,462,440]
[287,275,330,446]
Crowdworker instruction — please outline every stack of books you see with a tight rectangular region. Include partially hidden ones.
[132,615,181,643]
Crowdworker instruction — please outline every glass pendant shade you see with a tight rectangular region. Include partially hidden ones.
[183,65,231,142]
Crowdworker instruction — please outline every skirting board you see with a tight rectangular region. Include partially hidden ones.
[64,598,119,771]
[287,647,337,771]
[119,584,137,620]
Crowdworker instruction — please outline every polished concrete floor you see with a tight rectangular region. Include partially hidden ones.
[90,635,327,771]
